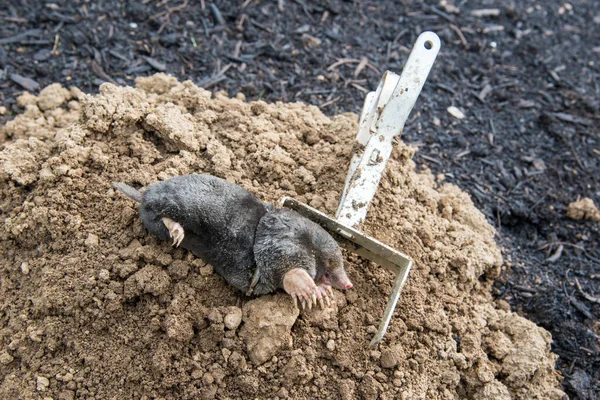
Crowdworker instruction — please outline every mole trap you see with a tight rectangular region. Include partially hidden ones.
[280,31,441,348]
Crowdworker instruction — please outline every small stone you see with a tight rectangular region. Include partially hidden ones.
[224,307,243,330]
[37,376,50,391]
[239,294,299,365]
[0,350,14,364]
[202,372,214,385]
[447,106,465,119]
[0,106,6,115]
[381,345,404,369]
[199,265,213,276]
[58,372,73,382]
[168,260,189,279]
[207,308,223,324]
[164,314,194,342]
[496,299,511,311]
[304,131,320,145]
[281,355,313,384]
[301,34,322,48]
[221,348,231,362]
[58,390,75,400]
[532,158,546,171]
[98,269,110,281]
[277,387,290,398]
[326,339,336,351]
[228,351,247,371]
[29,329,43,342]
[191,369,203,379]
[20,262,30,275]
[85,233,99,247]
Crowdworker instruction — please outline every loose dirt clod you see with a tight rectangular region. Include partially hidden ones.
[567,197,600,222]
[0,75,565,399]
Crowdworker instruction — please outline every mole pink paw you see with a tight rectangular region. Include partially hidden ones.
[283,268,320,310]
[162,217,185,247]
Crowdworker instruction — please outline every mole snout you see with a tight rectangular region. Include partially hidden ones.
[321,267,353,291]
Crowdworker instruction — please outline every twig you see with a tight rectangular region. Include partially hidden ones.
[449,24,467,47]
[328,58,360,70]
[545,244,563,263]
[52,34,60,54]
[151,0,189,20]
[327,58,379,74]
[354,57,368,78]
[575,278,600,304]
[537,242,586,251]
[319,96,340,109]
[350,82,369,93]
[471,9,501,17]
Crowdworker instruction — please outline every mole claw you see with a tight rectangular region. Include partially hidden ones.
[319,298,324,309]
[293,296,298,309]
[301,299,306,310]
[327,286,334,298]
[325,295,331,306]
[311,294,317,306]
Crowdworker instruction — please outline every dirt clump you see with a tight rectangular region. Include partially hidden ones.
[567,197,600,222]
[0,74,565,399]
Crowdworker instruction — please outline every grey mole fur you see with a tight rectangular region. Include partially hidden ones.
[113,174,345,296]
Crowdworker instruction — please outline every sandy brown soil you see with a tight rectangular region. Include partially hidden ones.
[0,75,566,399]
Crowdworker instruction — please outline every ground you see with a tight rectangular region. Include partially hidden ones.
[0,0,598,398]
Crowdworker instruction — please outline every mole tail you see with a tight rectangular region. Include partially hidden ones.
[112,182,143,203]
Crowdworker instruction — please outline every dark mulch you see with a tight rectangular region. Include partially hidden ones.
[1,1,599,398]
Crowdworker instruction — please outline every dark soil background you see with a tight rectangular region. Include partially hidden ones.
[1,0,598,398]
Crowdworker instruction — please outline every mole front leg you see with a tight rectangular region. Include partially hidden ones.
[162,217,185,247]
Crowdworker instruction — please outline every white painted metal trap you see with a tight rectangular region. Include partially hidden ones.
[281,32,440,347]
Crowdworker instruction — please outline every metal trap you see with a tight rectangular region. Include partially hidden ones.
[280,32,441,347]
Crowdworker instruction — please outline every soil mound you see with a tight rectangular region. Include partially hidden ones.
[0,74,565,399]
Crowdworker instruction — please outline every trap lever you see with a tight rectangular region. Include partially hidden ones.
[281,32,440,347]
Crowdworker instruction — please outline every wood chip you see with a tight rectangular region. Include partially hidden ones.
[546,244,563,263]
[0,29,41,45]
[471,9,501,17]
[447,106,465,119]
[90,60,117,84]
[477,84,493,101]
[483,25,505,33]
[144,57,167,71]
[9,73,40,91]
[550,112,592,126]
[301,34,321,48]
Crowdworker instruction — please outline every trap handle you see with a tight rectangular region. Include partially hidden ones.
[336,32,441,228]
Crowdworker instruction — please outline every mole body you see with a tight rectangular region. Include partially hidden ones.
[113,174,352,307]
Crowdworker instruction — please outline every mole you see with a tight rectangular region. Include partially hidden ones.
[112,174,353,309]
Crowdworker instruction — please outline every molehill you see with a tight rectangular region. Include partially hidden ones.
[0,74,565,399]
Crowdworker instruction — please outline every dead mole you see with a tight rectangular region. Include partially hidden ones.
[113,174,353,308]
